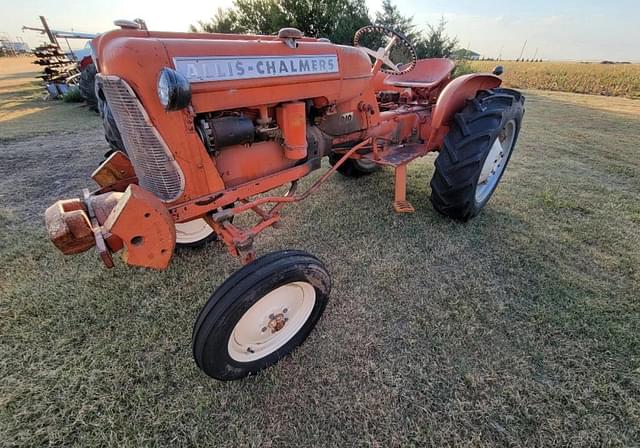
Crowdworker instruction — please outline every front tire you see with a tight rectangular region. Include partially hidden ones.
[430,88,525,220]
[192,250,331,380]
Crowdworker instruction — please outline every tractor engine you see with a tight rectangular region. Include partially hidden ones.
[91,27,378,203]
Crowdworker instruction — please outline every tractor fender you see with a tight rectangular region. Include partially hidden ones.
[430,73,502,132]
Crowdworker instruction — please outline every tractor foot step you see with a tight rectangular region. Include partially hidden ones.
[393,200,415,214]
[363,143,425,167]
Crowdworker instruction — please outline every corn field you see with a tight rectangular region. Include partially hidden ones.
[469,61,640,99]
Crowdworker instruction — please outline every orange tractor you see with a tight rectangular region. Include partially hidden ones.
[45,22,524,380]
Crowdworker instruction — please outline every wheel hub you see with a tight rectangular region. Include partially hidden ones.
[267,313,288,333]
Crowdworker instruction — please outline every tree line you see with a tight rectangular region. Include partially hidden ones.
[190,0,458,59]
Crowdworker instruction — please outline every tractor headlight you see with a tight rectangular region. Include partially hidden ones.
[157,67,191,111]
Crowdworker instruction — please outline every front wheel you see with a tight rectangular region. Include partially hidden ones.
[192,250,331,380]
[430,88,525,220]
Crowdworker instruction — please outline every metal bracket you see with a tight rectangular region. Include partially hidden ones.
[82,189,114,268]
[392,165,415,213]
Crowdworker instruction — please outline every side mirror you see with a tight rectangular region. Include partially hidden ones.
[492,65,504,76]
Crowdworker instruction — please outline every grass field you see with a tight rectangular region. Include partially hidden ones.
[0,57,99,141]
[1,57,640,446]
[470,60,640,99]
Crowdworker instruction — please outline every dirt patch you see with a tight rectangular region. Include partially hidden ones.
[0,128,107,225]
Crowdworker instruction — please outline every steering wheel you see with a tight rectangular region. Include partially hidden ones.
[354,25,417,75]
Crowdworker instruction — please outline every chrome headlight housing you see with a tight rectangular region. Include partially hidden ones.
[157,67,191,111]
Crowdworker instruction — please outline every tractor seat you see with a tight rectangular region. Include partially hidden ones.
[385,58,455,89]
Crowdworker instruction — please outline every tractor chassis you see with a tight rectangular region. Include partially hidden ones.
[168,136,435,265]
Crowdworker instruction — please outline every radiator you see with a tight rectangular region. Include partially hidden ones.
[97,74,184,202]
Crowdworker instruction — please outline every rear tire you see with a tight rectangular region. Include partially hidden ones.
[96,83,126,154]
[192,250,331,380]
[430,88,525,220]
[329,153,379,177]
[79,63,98,112]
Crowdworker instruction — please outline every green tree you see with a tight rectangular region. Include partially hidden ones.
[233,0,289,35]
[416,17,458,58]
[374,0,418,42]
[191,0,371,45]
[190,1,460,58]
[189,8,245,34]
[324,1,371,44]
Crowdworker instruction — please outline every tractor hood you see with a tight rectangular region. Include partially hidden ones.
[92,29,373,113]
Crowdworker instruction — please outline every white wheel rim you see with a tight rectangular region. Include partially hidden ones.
[475,119,516,203]
[175,218,214,244]
[227,281,316,362]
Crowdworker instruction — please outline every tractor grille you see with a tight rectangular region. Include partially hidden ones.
[97,75,184,202]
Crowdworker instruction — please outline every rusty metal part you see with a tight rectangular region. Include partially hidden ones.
[277,102,308,160]
[83,189,114,268]
[89,191,123,224]
[91,151,137,189]
[45,198,94,255]
[102,185,176,269]
[211,139,371,220]
[392,165,415,214]
[361,142,425,167]
[268,313,287,333]
[430,73,502,141]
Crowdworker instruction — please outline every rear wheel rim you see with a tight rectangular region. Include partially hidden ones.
[227,281,316,362]
[475,119,516,204]
[175,218,213,244]
[354,158,376,171]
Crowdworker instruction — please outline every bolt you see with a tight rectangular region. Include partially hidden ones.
[261,327,267,333]
[268,314,275,319]
[282,308,288,313]
[247,347,254,353]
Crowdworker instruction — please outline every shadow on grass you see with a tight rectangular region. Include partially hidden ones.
[0,81,98,141]
[0,91,639,446]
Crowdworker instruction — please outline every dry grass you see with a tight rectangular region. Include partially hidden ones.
[470,61,640,99]
[0,57,99,141]
[1,63,639,447]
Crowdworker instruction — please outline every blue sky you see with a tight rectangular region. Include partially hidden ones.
[3,0,639,61]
